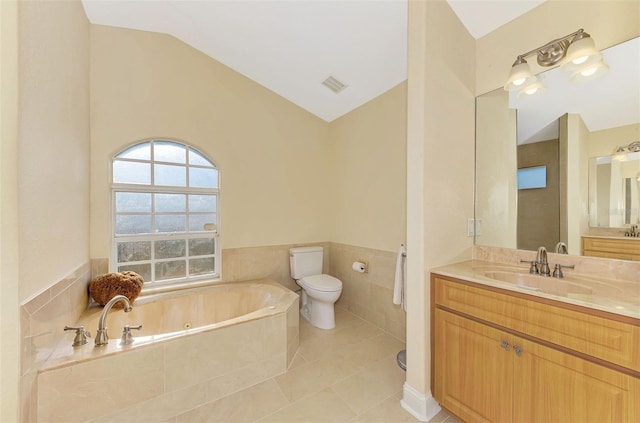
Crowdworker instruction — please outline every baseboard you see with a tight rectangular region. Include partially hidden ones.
[400,382,441,422]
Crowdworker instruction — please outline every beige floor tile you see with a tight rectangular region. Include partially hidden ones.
[287,350,308,370]
[428,410,452,423]
[331,354,406,414]
[298,321,383,362]
[274,351,363,402]
[176,379,288,423]
[257,387,356,423]
[349,394,420,423]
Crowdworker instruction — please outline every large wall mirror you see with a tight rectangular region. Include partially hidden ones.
[475,36,640,256]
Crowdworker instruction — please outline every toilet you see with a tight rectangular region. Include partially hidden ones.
[289,246,343,329]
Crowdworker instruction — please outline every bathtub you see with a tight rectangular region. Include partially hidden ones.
[36,279,299,423]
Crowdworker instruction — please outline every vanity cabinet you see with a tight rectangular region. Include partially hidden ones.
[432,275,640,423]
[582,236,640,261]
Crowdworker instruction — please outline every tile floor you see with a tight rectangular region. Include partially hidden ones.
[175,307,457,423]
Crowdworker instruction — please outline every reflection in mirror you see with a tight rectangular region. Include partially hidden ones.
[475,36,640,256]
[589,152,640,227]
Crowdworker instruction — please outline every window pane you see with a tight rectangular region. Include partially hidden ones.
[155,239,186,259]
[117,241,151,262]
[116,215,152,235]
[118,264,151,282]
[113,161,151,185]
[189,167,218,188]
[189,257,215,276]
[189,214,216,232]
[155,215,185,232]
[116,143,150,161]
[189,148,214,167]
[155,193,186,212]
[115,192,151,213]
[155,260,186,280]
[154,141,186,164]
[189,238,215,256]
[188,195,216,213]
[155,164,186,187]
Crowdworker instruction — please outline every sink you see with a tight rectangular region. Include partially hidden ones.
[484,271,593,296]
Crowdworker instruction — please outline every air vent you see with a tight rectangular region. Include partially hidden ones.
[322,75,348,94]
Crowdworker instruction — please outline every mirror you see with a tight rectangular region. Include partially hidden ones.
[589,151,640,227]
[475,36,640,255]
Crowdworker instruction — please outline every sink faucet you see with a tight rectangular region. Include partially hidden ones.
[536,246,551,276]
[555,242,568,254]
[95,295,132,347]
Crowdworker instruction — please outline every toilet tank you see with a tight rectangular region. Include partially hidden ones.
[289,246,323,279]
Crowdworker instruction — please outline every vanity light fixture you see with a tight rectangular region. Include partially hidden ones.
[615,141,640,154]
[504,29,609,97]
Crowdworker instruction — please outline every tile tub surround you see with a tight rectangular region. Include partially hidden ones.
[37,290,299,422]
[20,261,92,423]
[330,243,406,342]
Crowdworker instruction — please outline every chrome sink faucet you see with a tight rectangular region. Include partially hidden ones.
[536,246,551,276]
[95,295,132,347]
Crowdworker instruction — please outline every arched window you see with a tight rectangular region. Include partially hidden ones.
[112,140,219,287]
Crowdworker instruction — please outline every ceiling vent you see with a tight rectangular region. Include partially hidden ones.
[322,75,348,94]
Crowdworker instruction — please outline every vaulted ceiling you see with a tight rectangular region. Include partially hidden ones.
[81,0,545,122]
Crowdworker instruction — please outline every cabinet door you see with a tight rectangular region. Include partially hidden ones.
[513,337,640,423]
[435,309,513,423]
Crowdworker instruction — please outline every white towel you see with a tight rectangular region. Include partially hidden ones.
[393,244,407,311]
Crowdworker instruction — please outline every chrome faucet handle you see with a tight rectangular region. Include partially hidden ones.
[64,325,91,347]
[120,324,142,346]
[552,264,575,279]
[520,259,539,274]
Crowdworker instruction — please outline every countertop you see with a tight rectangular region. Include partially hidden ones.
[431,260,640,320]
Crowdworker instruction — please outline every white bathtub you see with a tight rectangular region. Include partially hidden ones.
[37,279,299,422]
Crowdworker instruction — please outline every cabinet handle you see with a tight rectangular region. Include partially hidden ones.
[514,345,523,356]
[500,340,510,351]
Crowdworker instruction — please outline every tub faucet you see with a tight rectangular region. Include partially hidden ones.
[95,295,132,347]
[536,246,551,276]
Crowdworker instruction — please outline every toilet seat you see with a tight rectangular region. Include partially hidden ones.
[299,274,342,292]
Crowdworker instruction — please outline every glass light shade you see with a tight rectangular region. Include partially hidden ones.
[517,81,546,99]
[504,61,537,91]
[560,35,602,72]
[569,60,610,83]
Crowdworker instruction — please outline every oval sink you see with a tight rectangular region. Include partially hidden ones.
[484,271,593,296]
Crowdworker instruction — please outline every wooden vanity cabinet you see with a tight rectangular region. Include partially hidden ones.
[582,236,640,261]
[432,275,640,423]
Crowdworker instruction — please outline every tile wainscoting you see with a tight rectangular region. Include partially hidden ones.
[20,261,92,422]
[329,243,406,342]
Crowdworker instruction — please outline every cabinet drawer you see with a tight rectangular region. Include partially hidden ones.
[434,277,640,373]
[582,237,640,261]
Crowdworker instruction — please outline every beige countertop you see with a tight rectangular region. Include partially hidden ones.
[431,260,640,320]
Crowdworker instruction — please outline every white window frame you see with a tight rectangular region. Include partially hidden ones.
[111,140,220,289]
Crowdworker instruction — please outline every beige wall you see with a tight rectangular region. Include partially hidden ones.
[476,0,640,95]
[1,1,20,421]
[589,123,640,157]
[405,0,475,417]
[18,0,90,302]
[90,25,332,258]
[565,114,590,254]
[328,82,407,253]
[475,89,517,249]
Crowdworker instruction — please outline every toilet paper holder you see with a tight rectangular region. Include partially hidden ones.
[352,260,368,273]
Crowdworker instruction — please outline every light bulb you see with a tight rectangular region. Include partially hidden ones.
[513,78,526,86]
[581,67,598,77]
[572,55,589,65]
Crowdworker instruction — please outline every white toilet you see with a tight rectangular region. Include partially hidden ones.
[289,246,343,330]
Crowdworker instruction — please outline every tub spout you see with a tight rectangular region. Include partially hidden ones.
[95,295,132,347]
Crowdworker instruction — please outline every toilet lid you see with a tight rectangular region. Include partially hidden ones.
[300,274,342,292]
